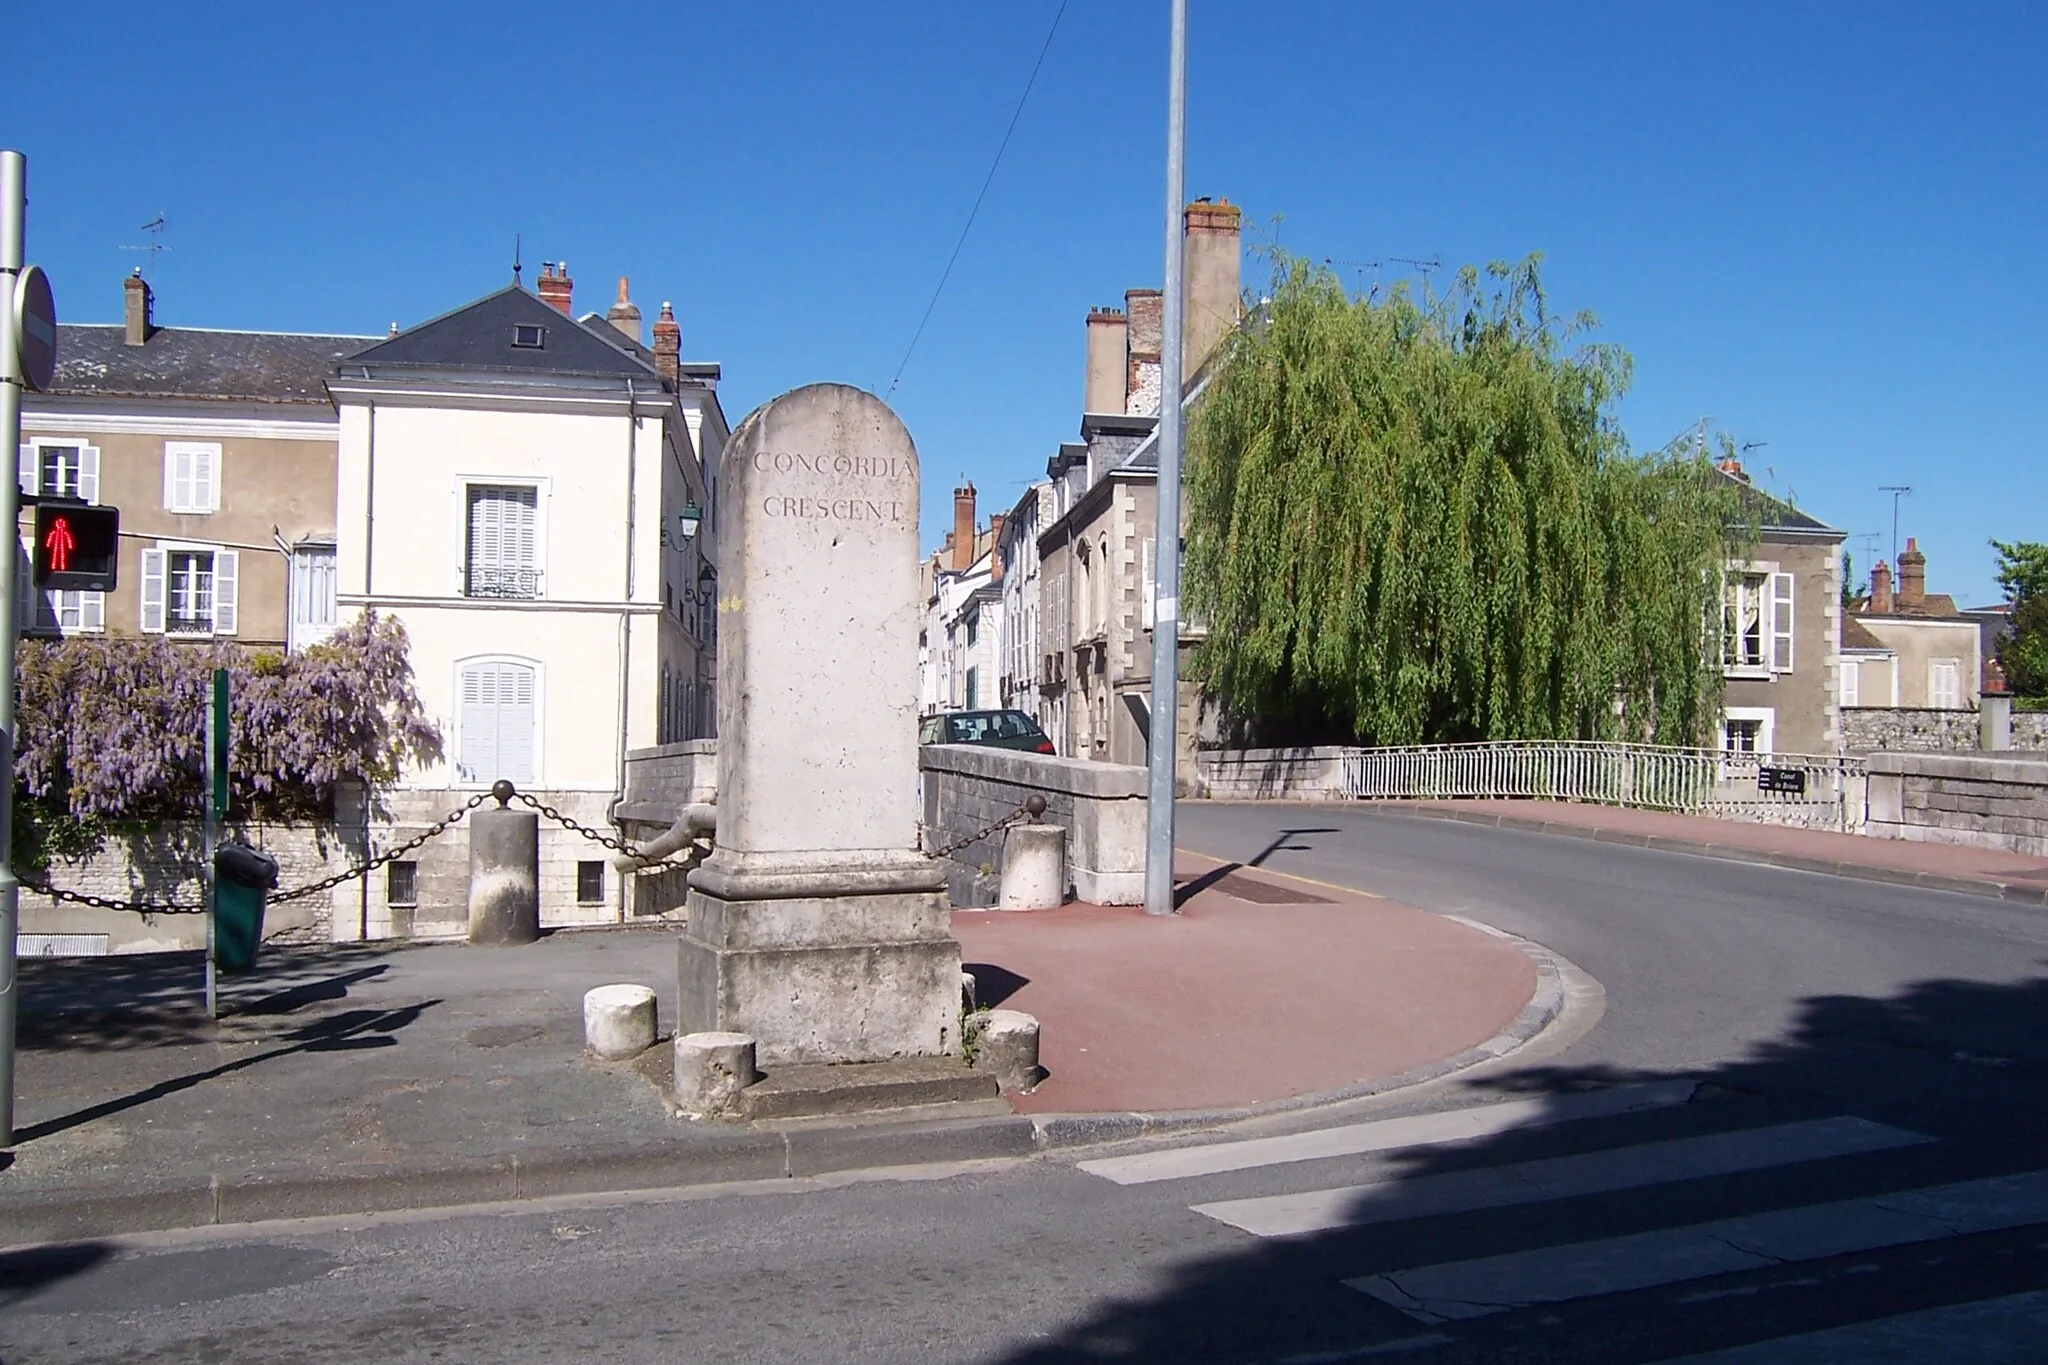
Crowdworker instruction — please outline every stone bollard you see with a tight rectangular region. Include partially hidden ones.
[673,1031,760,1117]
[960,969,979,1012]
[584,984,658,1060]
[974,1009,1043,1093]
[468,784,540,944]
[997,823,1066,910]
[1982,693,2013,751]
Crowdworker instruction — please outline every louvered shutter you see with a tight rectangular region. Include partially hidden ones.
[1140,538,1156,630]
[213,551,239,635]
[459,662,536,784]
[18,445,34,496]
[78,446,100,504]
[459,666,496,783]
[500,665,536,783]
[1770,572,1795,672]
[80,591,104,632]
[166,446,191,510]
[195,446,218,511]
[139,549,167,633]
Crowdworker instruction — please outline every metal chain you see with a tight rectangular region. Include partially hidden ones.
[15,792,492,916]
[923,797,1044,862]
[510,791,699,870]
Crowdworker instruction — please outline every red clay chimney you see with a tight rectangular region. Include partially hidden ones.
[988,513,1007,582]
[952,483,976,573]
[651,301,681,382]
[1897,537,1926,611]
[123,269,154,346]
[1869,559,1894,615]
[537,261,574,316]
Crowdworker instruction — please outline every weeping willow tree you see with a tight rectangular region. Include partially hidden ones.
[1185,253,1754,748]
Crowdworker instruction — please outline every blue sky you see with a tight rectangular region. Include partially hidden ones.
[7,1,2041,604]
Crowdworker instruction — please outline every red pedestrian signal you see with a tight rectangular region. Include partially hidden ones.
[33,503,119,592]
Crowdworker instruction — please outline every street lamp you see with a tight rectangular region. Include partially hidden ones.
[679,502,702,540]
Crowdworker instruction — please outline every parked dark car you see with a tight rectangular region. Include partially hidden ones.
[919,709,1056,754]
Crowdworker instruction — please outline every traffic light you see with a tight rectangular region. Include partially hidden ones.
[33,503,119,592]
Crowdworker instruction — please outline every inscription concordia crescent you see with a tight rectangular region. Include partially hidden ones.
[751,449,910,523]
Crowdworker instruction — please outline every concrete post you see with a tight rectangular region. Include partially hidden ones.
[973,1009,1043,1093]
[468,801,540,945]
[998,823,1066,910]
[1981,694,2013,752]
[673,1031,759,1116]
[583,984,657,1059]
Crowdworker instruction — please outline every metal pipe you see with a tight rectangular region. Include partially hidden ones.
[608,380,639,920]
[0,148,28,1141]
[1143,0,1187,917]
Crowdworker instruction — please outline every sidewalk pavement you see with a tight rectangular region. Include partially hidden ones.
[0,860,1548,1245]
[1383,799,2048,905]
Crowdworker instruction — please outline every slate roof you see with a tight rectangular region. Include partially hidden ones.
[48,325,374,405]
[344,285,662,380]
[1716,466,1838,535]
[1841,617,1889,650]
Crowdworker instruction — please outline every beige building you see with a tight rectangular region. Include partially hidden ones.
[1034,198,1240,773]
[21,273,368,649]
[1715,462,1846,757]
[1842,539,1983,712]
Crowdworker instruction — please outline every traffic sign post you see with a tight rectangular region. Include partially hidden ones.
[204,669,229,1018]
[0,149,52,1146]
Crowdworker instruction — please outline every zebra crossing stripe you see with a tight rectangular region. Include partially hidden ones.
[1346,1169,2048,1323]
[1653,1288,2048,1362]
[1192,1116,1929,1238]
[1077,1080,1699,1186]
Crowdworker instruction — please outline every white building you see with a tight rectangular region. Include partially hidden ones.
[997,480,1053,727]
[919,482,1001,714]
[329,268,724,935]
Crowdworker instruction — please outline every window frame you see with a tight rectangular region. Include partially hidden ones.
[453,654,544,788]
[454,475,549,600]
[1720,705,1776,758]
[163,441,222,515]
[21,438,100,504]
[140,539,239,637]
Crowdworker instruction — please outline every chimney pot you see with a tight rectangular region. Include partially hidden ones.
[123,270,154,347]
[1869,559,1894,615]
[606,275,644,343]
[651,301,681,382]
[536,260,574,316]
[1897,537,1927,610]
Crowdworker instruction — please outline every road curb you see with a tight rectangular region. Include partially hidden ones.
[0,911,1573,1246]
[1379,803,2048,908]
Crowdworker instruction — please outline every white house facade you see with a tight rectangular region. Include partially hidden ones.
[329,276,720,936]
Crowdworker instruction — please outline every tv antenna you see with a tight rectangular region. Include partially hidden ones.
[512,233,523,285]
[1391,255,1442,286]
[1878,485,1912,568]
[1323,257,1380,299]
[120,214,171,284]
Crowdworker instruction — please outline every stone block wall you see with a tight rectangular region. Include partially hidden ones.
[622,740,719,809]
[920,744,1146,906]
[1866,752,2048,856]
[1197,746,1354,799]
[1842,707,2048,754]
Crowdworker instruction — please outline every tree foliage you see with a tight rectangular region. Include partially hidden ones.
[1184,253,1755,747]
[1992,539,2048,698]
[14,611,442,863]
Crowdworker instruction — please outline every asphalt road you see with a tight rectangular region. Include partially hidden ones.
[6,806,2047,1364]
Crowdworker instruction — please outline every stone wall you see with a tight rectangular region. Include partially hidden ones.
[1197,746,1354,799]
[1866,751,2048,856]
[20,816,365,955]
[920,744,1146,906]
[1842,707,2048,754]
[622,740,719,810]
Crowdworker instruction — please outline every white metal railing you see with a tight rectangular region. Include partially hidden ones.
[1340,741,1867,832]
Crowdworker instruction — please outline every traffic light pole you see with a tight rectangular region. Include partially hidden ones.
[1,149,29,1146]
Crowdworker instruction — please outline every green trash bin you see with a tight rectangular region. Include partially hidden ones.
[213,841,280,973]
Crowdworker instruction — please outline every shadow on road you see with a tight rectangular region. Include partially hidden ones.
[1175,828,1342,906]
[990,969,2048,1364]
[0,1242,112,1313]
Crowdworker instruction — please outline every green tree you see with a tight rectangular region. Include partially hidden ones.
[1992,539,2048,698]
[1184,252,1754,747]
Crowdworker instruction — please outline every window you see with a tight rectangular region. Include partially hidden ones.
[965,615,978,648]
[577,861,605,904]
[289,544,338,651]
[163,442,221,514]
[1930,659,1961,710]
[18,540,105,636]
[465,485,540,599]
[965,665,979,710]
[139,545,238,636]
[1721,570,1793,673]
[1721,707,1775,757]
[386,861,418,907]
[457,659,537,785]
[512,324,546,349]
[1839,659,1859,708]
[19,440,101,503]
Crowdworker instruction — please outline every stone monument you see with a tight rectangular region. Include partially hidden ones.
[676,384,961,1065]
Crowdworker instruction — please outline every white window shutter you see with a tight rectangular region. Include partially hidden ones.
[139,549,167,632]
[166,446,185,510]
[213,550,239,635]
[80,591,104,632]
[458,666,496,783]
[79,446,100,504]
[199,446,219,511]
[19,444,36,496]
[1770,572,1795,672]
[1839,658,1858,708]
[1140,538,1156,630]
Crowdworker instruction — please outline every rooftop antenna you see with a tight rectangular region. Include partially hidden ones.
[120,214,171,284]
[512,234,523,285]
[1391,255,1442,289]
[1878,485,1912,569]
[1324,257,1380,300]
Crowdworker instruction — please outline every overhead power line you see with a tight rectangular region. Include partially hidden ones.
[883,0,1070,400]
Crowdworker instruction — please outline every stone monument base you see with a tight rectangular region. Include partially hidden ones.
[677,852,963,1066]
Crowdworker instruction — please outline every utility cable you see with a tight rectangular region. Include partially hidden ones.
[883,0,1069,400]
